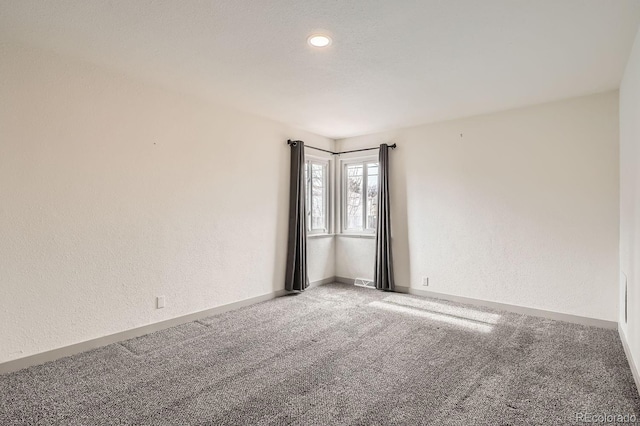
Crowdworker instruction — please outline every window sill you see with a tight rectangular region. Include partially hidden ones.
[307,233,335,239]
[337,233,376,239]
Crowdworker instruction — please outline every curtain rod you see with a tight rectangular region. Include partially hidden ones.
[287,139,396,155]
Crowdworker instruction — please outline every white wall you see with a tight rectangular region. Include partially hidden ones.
[335,236,375,281]
[336,92,620,321]
[620,27,640,380]
[0,40,334,364]
[308,236,335,283]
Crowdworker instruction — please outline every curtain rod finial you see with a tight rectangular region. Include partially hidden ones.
[390,143,397,149]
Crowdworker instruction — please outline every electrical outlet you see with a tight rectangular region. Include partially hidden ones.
[422,276,429,286]
[157,296,165,309]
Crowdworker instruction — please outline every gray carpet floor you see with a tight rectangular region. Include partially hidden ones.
[1,283,638,425]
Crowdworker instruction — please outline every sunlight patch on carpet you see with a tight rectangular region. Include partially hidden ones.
[382,294,502,324]
[368,301,494,333]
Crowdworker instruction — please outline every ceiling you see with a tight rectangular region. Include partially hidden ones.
[1,1,640,139]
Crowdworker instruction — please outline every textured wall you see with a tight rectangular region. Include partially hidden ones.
[336,92,620,321]
[620,27,640,379]
[0,41,334,364]
[308,237,336,283]
[335,237,375,280]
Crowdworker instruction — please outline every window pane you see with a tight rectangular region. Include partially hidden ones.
[346,164,363,230]
[366,163,378,229]
[305,162,311,227]
[310,163,326,230]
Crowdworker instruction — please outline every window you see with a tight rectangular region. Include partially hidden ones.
[343,160,378,233]
[305,158,329,234]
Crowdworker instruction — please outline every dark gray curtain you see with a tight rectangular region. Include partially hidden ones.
[374,144,395,291]
[285,141,309,292]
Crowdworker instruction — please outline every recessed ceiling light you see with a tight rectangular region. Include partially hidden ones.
[308,34,332,48]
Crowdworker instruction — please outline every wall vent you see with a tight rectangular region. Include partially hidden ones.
[354,278,375,289]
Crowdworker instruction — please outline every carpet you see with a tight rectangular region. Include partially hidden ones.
[1,283,638,425]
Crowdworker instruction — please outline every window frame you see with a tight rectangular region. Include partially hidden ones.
[305,155,331,235]
[340,156,379,235]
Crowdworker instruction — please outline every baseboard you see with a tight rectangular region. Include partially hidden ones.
[307,279,617,329]
[394,286,617,330]
[0,288,288,375]
[619,326,640,396]
[309,277,336,287]
[5,280,617,375]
